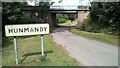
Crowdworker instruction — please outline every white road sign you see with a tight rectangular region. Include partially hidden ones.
[5,24,49,37]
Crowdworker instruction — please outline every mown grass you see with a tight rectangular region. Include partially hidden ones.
[69,29,118,46]
[2,35,79,66]
[58,20,72,26]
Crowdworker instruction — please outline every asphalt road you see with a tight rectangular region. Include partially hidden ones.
[69,20,78,26]
[52,27,118,66]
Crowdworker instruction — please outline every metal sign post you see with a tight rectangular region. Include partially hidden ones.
[40,35,45,60]
[35,12,44,60]
[14,36,18,64]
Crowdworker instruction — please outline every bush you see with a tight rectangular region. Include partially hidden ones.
[79,23,86,31]
[79,17,100,33]
[90,27,100,33]
[17,17,35,24]
[58,19,66,23]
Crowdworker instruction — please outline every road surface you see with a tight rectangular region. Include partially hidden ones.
[52,27,118,66]
[69,20,78,26]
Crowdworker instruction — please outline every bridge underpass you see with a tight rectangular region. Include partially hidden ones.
[50,6,90,26]
[50,10,77,27]
[23,5,90,30]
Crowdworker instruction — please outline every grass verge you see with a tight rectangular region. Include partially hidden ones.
[2,35,79,66]
[58,20,72,26]
[69,28,118,46]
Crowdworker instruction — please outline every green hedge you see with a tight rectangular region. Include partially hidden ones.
[58,19,66,23]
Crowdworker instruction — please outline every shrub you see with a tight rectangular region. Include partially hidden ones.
[79,17,100,33]
[58,19,66,23]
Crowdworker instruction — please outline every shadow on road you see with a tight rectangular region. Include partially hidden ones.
[53,25,74,33]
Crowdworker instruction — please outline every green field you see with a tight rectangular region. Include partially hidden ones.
[69,29,118,46]
[58,20,72,26]
[2,35,79,66]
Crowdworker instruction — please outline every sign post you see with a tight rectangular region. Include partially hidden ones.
[34,12,45,60]
[41,35,44,60]
[14,36,18,64]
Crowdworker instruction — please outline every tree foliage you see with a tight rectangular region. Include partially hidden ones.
[56,14,68,23]
[56,14,76,23]
[80,2,120,35]
[2,2,26,24]
[68,14,76,21]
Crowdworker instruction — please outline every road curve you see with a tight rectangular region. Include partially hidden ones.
[52,29,118,66]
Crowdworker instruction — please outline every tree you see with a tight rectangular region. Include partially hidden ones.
[56,14,68,23]
[68,14,76,21]
[89,2,120,34]
[2,2,26,24]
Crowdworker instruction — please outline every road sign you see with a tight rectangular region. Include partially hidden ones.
[5,23,49,64]
[5,24,49,37]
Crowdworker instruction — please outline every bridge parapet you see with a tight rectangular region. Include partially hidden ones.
[50,5,90,11]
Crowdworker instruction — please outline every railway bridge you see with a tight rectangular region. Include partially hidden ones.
[23,5,90,29]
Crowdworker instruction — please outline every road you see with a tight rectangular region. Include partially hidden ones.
[69,20,78,26]
[52,26,118,66]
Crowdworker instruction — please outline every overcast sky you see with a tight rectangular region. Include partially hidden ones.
[28,0,91,6]
[51,0,91,6]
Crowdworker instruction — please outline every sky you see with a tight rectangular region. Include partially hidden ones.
[50,0,91,9]
[28,0,91,6]
[51,0,91,6]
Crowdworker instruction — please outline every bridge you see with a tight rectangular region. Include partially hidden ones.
[50,6,89,11]
[23,5,89,11]
[23,4,90,27]
[49,5,90,26]
[50,6,89,14]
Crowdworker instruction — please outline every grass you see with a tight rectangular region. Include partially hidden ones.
[69,28,118,46]
[58,20,72,26]
[2,35,79,66]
